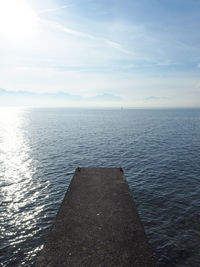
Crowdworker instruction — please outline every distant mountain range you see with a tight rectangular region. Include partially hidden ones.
[0,88,121,106]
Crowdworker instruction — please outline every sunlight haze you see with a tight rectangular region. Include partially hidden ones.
[0,0,200,107]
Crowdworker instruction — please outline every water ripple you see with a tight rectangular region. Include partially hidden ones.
[0,108,200,266]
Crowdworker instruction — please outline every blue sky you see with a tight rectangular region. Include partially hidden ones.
[0,0,200,107]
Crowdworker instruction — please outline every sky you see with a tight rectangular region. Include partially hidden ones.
[0,0,200,107]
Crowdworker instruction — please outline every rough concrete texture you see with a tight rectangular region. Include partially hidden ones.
[36,168,155,267]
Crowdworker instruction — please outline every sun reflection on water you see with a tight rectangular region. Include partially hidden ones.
[0,108,33,201]
[0,107,47,265]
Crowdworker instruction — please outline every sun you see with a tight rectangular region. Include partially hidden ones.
[0,0,39,41]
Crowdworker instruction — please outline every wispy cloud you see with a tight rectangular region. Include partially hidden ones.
[155,60,177,66]
[40,18,135,56]
[38,5,70,14]
[40,19,95,39]
[105,40,135,56]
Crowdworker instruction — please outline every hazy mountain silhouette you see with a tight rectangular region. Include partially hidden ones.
[0,88,121,106]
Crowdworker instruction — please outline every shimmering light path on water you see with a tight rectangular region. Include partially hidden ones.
[0,108,200,266]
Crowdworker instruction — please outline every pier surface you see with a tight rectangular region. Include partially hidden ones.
[36,168,155,267]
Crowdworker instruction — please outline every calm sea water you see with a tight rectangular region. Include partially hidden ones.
[0,108,200,266]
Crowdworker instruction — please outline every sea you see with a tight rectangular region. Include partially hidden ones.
[0,107,200,266]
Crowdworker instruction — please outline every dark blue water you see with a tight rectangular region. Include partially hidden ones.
[0,108,200,266]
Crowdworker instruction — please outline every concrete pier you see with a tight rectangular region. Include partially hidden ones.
[36,168,155,267]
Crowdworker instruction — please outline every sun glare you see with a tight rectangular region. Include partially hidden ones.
[0,0,39,41]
